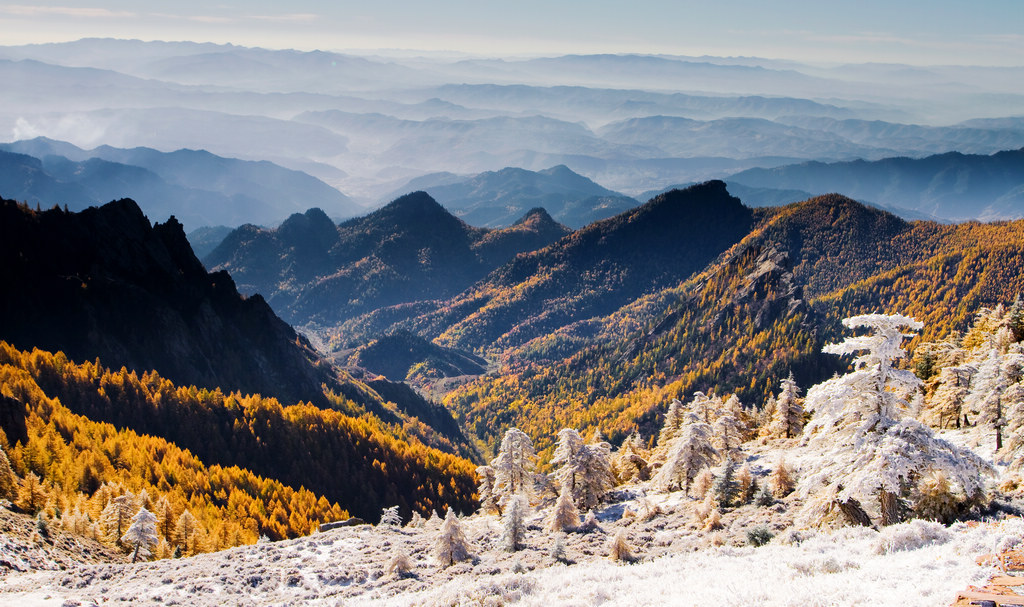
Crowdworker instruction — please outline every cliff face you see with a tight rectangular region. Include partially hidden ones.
[0,197,337,407]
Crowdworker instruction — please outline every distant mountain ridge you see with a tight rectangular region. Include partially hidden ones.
[384,164,639,228]
[0,138,362,229]
[205,192,572,327]
[335,181,755,352]
[729,147,1024,221]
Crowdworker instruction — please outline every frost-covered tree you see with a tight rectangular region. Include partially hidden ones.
[434,509,473,567]
[611,431,649,483]
[551,428,614,510]
[656,399,687,451]
[122,506,158,562]
[924,365,975,429]
[801,313,992,526]
[767,373,803,439]
[100,492,138,546]
[492,427,536,506]
[545,486,580,532]
[712,460,739,508]
[500,495,527,552]
[653,412,719,493]
[769,457,795,498]
[608,529,635,562]
[379,505,402,527]
[713,409,746,457]
[475,465,499,515]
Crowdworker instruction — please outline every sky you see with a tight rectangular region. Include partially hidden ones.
[0,1,1022,65]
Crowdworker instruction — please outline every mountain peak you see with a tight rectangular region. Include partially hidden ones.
[513,207,557,226]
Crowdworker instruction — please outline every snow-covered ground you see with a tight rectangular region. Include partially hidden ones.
[0,495,1014,607]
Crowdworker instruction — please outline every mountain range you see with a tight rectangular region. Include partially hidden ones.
[382,164,638,228]
[728,147,1024,221]
[0,196,481,520]
[205,192,571,327]
[4,39,1024,204]
[0,138,362,229]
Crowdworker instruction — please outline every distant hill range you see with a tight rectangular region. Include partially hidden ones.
[205,192,571,326]
[383,165,639,228]
[728,148,1024,222]
[0,138,363,229]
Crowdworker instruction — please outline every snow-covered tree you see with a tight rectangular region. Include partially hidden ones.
[100,492,138,546]
[769,457,795,498]
[712,460,739,507]
[656,399,687,451]
[379,505,402,527]
[492,427,536,506]
[551,428,614,510]
[122,506,158,562]
[475,465,499,515]
[607,529,635,562]
[500,495,527,552]
[801,313,992,526]
[767,373,803,439]
[924,365,975,429]
[434,509,473,567]
[713,409,746,457]
[653,412,719,493]
[545,486,580,532]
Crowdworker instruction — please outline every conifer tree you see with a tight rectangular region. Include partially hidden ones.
[500,495,527,552]
[17,471,48,514]
[712,460,739,508]
[100,492,138,547]
[434,509,472,567]
[551,428,614,510]
[656,399,687,449]
[475,465,499,515]
[0,447,17,501]
[174,509,199,553]
[653,412,718,493]
[801,313,992,526]
[768,373,804,439]
[122,506,158,562]
[492,428,536,506]
[545,485,580,532]
[608,529,635,562]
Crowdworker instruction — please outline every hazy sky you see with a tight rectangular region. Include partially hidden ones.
[1,1,1022,65]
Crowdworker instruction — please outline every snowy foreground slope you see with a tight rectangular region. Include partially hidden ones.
[0,495,1015,607]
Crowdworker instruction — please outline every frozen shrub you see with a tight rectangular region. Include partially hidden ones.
[746,525,774,547]
[578,510,603,534]
[379,505,402,527]
[703,508,723,531]
[875,519,952,554]
[691,468,713,499]
[608,529,635,562]
[754,485,775,507]
[914,470,961,524]
[551,534,569,563]
[386,552,415,578]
